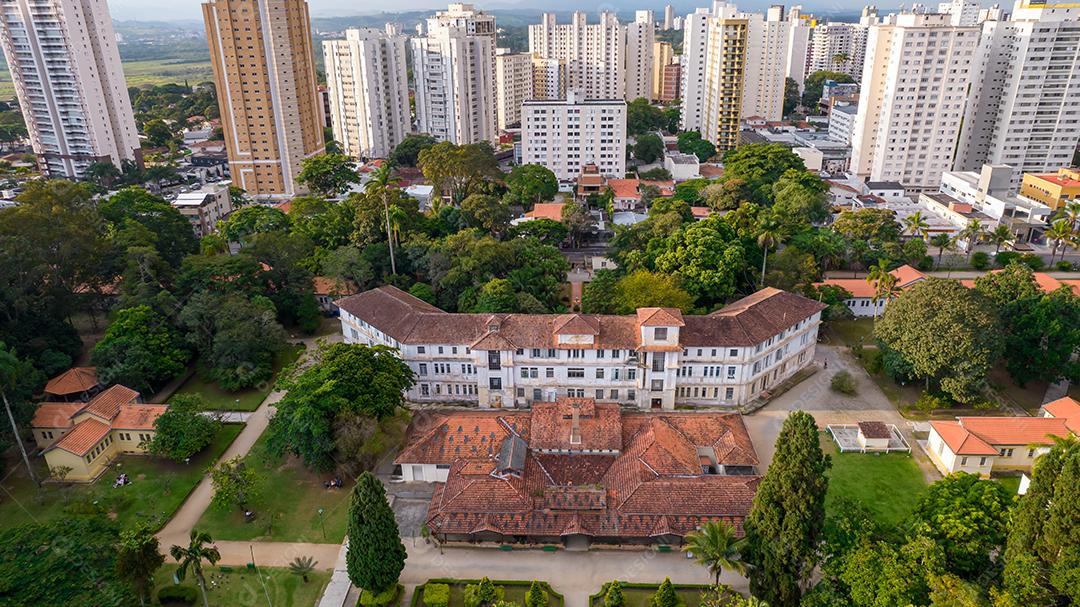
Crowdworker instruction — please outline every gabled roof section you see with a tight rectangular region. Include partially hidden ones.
[334,285,445,342]
[1042,396,1080,426]
[79,385,140,421]
[46,419,111,456]
[44,367,98,397]
[930,421,999,456]
[31,403,82,429]
[636,307,685,327]
[958,417,1071,447]
[113,404,168,430]
[684,288,826,347]
[890,264,926,288]
[553,314,600,335]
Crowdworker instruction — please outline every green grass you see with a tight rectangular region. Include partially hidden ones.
[0,424,243,533]
[822,435,928,529]
[0,59,215,100]
[824,318,876,348]
[414,580,565,607]
[987,364,1049,414]
[173,344,305,411]
[153,565,330,607]
[993,475,1022,495]
[588,584,711,607]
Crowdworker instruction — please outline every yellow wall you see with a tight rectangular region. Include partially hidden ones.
[1020,171,1080,211]
[112,429,155,453]
[33,427,68,450]
[42,429,152,482]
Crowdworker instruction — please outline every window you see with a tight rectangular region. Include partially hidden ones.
[419,363,428,376]
[488,351,501,370]
[627,389,636,400]
[1000,448,1014,457]
[961,456,968,465]
[727,366,736,379]
[612,349,621,358]
[652,352,665,372]
[530,368,538,378]
[516,349,524,355]
[597,349,605,359]
[729,349,738,357]
[610,389,619,399]
[547,349,557,358]
[627,368,637,380]
[452,347,458,354]
[596,389,604,399]
[532,349,541,357]
[595,368,605,379]
[979,457,987,466]
[651,379,664,391]
[418,346,426,354]
[654,327,668,340]
[725,387,734,399]
[568,368,585,378]
[521,368,529,378]
[489,378,502,390]
[517,388,525,397]
[570,349,584,359]
[1028,448,1035,457]
[546,367,554,378]
[438,346,444,354]
[533,388,542,401]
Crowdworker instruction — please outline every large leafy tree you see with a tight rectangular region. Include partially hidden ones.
[721,144,806,205]
[783,77,800,116]
[209,455,260,511]
[612,270,695,313]
[508,218,567,245]
[838,536,944,607]
[244,231,321,332]
[1003,437,1080,606]
[907,472,1012,578]
[99,187,198,267]
[581,268,619,314]
[772,169,830,226]
[346,471,407,593]
[677,131,717,163]
[505,164,558,209]
[654,214,746,306]
[419,141,500,203]
[92,305,189,392]
[267,343,414,470]
[147,394,221,461]
[390,133,437,167]
[461,194,511,234]
[830,208,902,243]
[219,205,290,244]
[115,524,165,607]
[288,195,358,251]
[626,97,666,136]
[297,152,361,197]
[874,279,1002,403]
[743,410,830,607]
[633,133,665,163]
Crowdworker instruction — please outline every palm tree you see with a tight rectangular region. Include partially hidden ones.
[289,555,318,583]
[364,162,399,275]
[170,529,221,607]
[929,233,955,269]
[831,52,850,69]
[1045,219,1074,264]
[387,204,408,249]
[959,218,984,261]
[1055,201,1080,232]
[866,261,897,319]
[903,211,929,239]
[683,521,747,585]
[757,220,781,287]
[985,224,1012,255]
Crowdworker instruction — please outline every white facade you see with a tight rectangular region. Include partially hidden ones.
[532,55,568,100]
[529,12,625,100]
[412,3,497,144]
[850,12,980,192]
[742,5,791,121]
[680,8,714,133]
[785,7,814,87]
[520,91,626,181]
[955,2,1080,188]
[172,182,234,238]
[625,11,656,101]
[664,4,674,30]
[828,102,857,144]
[938,0,981,26]
[323,28,411,159]
[0,0,139,178]
[495,49,533,130]
[806,21,871,81]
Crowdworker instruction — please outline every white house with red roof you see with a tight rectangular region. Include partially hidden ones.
[814,264,928,317]
[926,397,1080,476]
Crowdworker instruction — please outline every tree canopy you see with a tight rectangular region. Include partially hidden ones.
[346,471,407,593]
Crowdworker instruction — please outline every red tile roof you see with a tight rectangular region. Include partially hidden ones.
[815,265,926,299]
[44,367,98,397]
[1043,396,1080,433]
[80,385,140,421]
[930,421,998,456]
[313,276,358,297]
[524,203,565,221]
[607,179,641,200]
[113,404,168,430]
[31,403,82,428]
[691,206,711,219]
[959,417,1071,446]
[48,418,111,456]
[400,400,760,541]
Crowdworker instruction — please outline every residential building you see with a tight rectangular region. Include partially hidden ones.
[665,151,701,181]
[520,92,626,181]
[395,398,761,546]
[682,3,749,152]
[496,49,534,130]
[849,12,980,192]
[660,62,682,102]
[337,284,825,410]
[828,102,857,144]
[785,6,815,87]
[203,0,325,200]
[31,380,166,482]
[625,11,656,102]
[412,3,498,144]
[323,28,411,159]
[954,1,1080,187]
[806,21,871,81]
[1020,167,1080,210]
[652,42,675,100]
[532,55,568,100]
[43,367,101,403]
[742,5,791,121]
[680,8,713,133]
[172,182,235,238]
[664,4,675,30]
[603,177,676,210]
[0,0,140,178]
[936,164,1051,242]
[938,0,981,26]
[313,276,358,314]
[814,264,928,317]
[529,12,625,100]
[927,397,1079,476]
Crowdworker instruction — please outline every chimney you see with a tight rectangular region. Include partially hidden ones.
[570,403,582,445]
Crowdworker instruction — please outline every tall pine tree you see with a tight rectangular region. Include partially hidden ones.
[742,410,830,607]
[346,472,407,593]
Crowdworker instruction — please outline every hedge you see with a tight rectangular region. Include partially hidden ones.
[587,582,713,607]
[158,584,200,606]
[424,583,451,607]
[410,578,564,607]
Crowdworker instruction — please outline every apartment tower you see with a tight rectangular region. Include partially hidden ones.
[496,48,533,130]
[652,41,675,100]
[520,91,626,180]
[529,12,625,100]
[0,0,139,178]
[412,3,498,144]
[203,0,324,200]
[625,10,656,101]
[955,0,1080,186]
[850,11,980,192]
[742,5,791,121]
[323,28,410,159]
[682,3,749,151]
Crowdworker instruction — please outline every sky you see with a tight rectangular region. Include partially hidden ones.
[107,0,883,22]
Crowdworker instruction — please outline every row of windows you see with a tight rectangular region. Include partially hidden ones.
[677,386,736,400]
[85,435,114,463]
[513,387,637,401]
[418,383,478,397]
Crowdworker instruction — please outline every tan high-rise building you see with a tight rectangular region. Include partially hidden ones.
[652,41,675,100]
[495,48,533,130]
[203,0,325,200]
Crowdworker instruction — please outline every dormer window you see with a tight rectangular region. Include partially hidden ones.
[654,327,668,341]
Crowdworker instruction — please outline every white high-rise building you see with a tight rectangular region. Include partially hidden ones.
[496,48,533,130]
[664,4,675,30]
[680,8,714,133]
[937,0,981,26]
[0,0,139,178]
[529,12,625,100]
[532,55,568,100]
[625,11,656,101]
[412,3,498,144]
[520,91,626,180]
[323,28,411,159]
[955,0,1080,186]
[850,11,980,192]
[742,5,791,121]
[785,6,815,87]
[806,21,871,81]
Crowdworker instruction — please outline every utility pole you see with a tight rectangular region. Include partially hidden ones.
[2,389,37,485]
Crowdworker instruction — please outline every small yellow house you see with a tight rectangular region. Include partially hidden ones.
[31,383,168,482]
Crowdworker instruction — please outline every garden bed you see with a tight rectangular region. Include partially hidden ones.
[411,579,565,607]
[587,582,713,607]
[153,564,330,607]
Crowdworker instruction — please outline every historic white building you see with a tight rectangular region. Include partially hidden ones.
[338,285,825,410]
[323,28,411,159]
[520,92,626,181]
[0,0,140,178]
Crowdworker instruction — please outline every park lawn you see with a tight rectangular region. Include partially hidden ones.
[588,584,709,607]
[824,318,876,348]
[993,475,1022,496]
[153,566,330,607]
[0,423,243,532]
[172,344,305,411]
[822,436,928,529]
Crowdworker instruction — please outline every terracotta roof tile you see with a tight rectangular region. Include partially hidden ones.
[1042,396,1080,421]
[958,416,1071,447]
[44,367,98,396]
[313,276,358,297]
[529,400,622,452]
[113,404,168,430]
[31,403,82,428]
[48,419,111,456]
[80,385,140,421]
[931,421,999,456]
[524,203,565,221]
[636,307,685,327]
